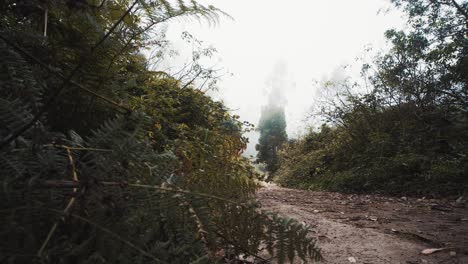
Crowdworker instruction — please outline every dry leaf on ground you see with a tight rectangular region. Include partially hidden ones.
[421,248,446,255]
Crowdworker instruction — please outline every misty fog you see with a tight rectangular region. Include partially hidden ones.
[159,0,404,156]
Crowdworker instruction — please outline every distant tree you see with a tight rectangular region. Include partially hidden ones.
[256,105,288,174]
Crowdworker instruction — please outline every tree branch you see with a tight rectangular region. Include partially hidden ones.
[450,0,468,20]
[181,70,203,89]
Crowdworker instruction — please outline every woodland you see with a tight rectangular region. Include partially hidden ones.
[270,0,468,197]
[0,0,467,263]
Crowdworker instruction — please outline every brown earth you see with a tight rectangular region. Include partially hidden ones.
[257,183,468,264]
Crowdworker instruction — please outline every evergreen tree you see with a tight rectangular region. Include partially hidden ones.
[256,105,288,174]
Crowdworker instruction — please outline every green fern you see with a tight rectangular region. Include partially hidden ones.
[0,1,321,263]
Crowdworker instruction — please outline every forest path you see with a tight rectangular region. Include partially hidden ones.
[257,183,468,264]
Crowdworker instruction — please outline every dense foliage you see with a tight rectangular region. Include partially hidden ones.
[256,105,288,174]
[0,0,321,263]
[275,0,467,196]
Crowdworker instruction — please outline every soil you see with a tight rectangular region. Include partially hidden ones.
[257,183,468,264]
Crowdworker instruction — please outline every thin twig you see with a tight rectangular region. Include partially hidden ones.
[40,180,249,206]
[43,8,48,37]
[44,144,113,152]
[102,181,249,206]
[41,180,80,188]
[103,12,188,78]
[181,70,203,89]
[37,148,80,256]
[180,197,213,259]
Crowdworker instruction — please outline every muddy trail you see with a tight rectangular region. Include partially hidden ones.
[257,184,468,264]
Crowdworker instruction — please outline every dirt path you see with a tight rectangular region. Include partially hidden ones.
[257,183,468,264]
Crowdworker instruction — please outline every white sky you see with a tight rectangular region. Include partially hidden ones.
[161,0,405,156]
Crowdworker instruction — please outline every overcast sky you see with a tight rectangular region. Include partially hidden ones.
[161,0,405,156]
